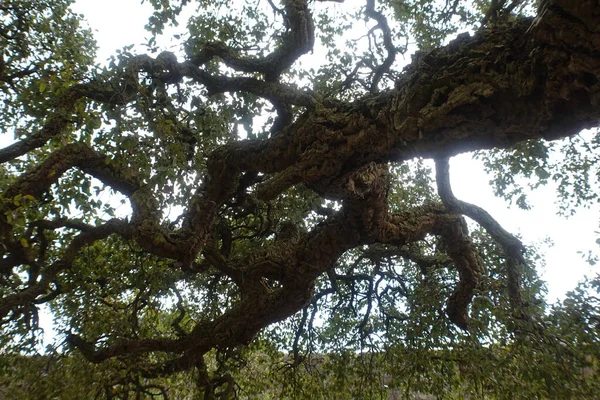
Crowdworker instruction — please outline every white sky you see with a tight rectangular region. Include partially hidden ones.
[62,0,598,302]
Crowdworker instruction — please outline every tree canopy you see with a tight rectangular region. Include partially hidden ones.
[1,0,599,398]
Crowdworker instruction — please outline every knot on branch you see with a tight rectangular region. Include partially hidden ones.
[343,162,388,198]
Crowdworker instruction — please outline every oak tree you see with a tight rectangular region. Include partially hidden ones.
[1,0,599,398]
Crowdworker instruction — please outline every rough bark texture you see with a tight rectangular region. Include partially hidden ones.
[1,0,599,382]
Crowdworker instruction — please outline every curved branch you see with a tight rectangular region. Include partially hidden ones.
[127,53,316,107]
[379,204,483,328]
[0,143,186,260]
[0,88,83,164]
[435,156,525,315]
[0,74,144,164]
[3,143,139,201]
[189,0,315,81]
[184,64,316,107]
[365,0,396,92]
[0,219,129,323]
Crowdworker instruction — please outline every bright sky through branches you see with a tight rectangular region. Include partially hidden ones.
[70,0,599,303]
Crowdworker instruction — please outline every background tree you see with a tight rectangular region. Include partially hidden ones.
[1,0,599,398]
